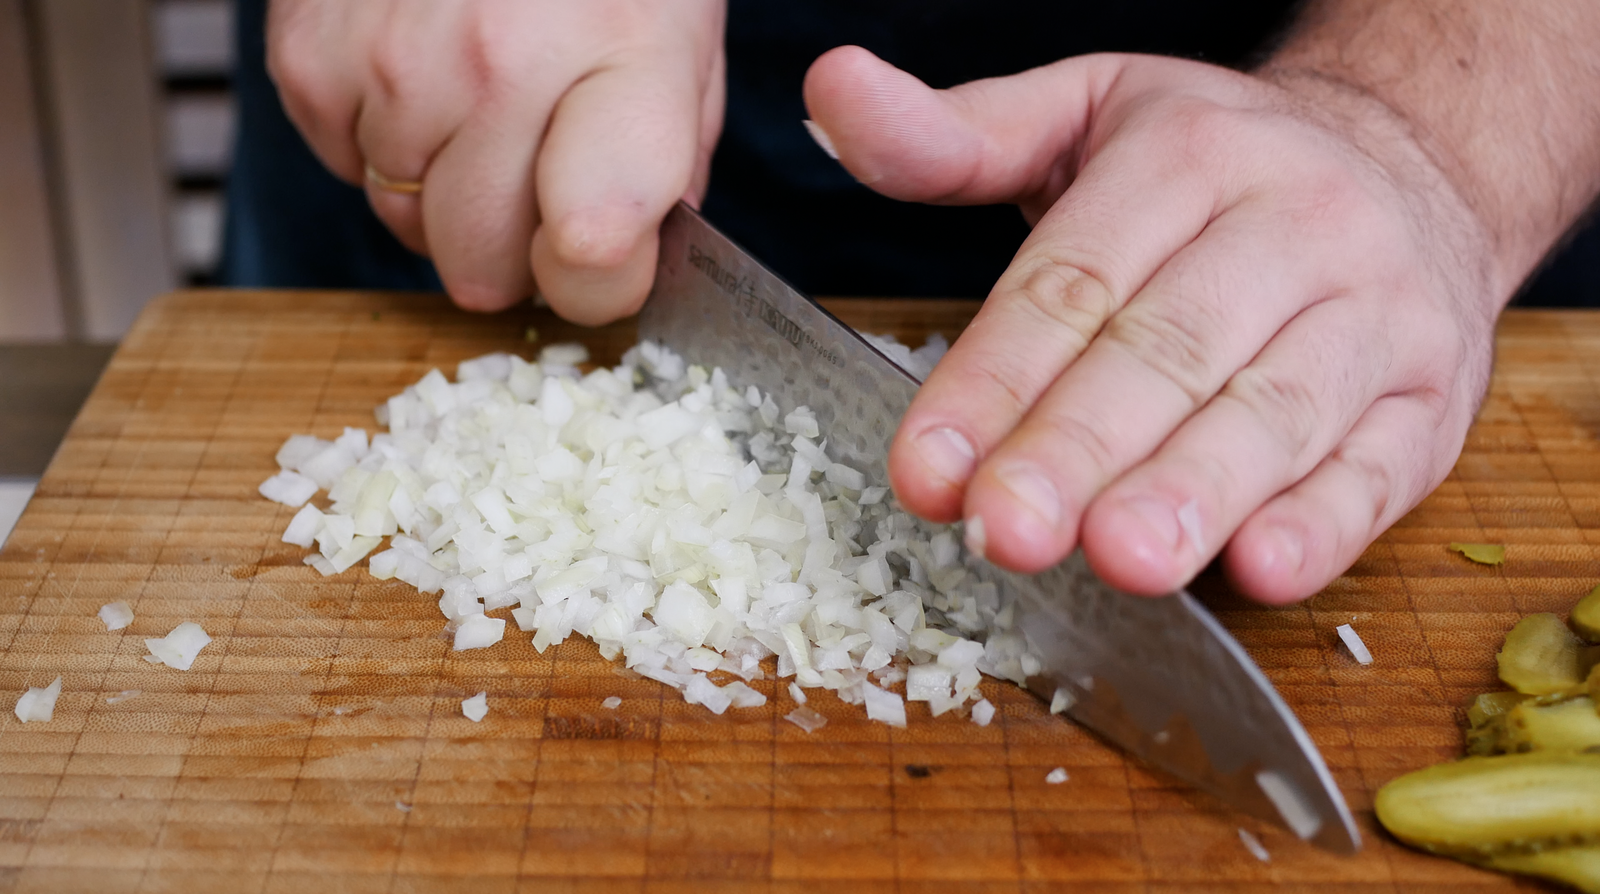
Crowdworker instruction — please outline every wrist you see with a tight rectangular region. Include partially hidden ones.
[1256,0,1600,309]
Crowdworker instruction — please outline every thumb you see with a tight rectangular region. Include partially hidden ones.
[802,45,1120,207]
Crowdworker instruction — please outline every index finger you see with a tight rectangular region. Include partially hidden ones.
[888,129,1224,524]
[529,45,722,325]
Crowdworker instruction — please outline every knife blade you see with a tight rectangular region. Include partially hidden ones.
[637,201,1360,854]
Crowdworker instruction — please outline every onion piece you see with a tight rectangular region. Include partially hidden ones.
[1336,623,1373,665]
[13,676,62,722]
[461,691,488,722]
[722,681,767,708]
[1238,828,1271,862]
[98,601,134,631]
[1045,767,1069,784]
[862,684,906,727]
[453,615,505,651]
[970,698,996,727]
[281,504,324,548]
[1050,688,1075,715]
[601,696,622,709]
[784,706,828,733]
[144,622,211,670]
[259,470,319,507]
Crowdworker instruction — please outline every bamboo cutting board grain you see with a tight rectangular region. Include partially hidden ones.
[1,290,1595,893]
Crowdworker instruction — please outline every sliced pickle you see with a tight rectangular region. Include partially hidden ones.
[1500,614,1590,695]
[1467,692,1531,756]
[1374,752,1600,856]
[1469,691,1531,727]
[1506,696,1600,754]
[1574,584,1600,643]
[1449,542,1506,565]
[1479,845,1600,894]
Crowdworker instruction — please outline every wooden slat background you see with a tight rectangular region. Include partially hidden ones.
[0,290,1593,893]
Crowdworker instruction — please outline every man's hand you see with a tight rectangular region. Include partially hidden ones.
[803,1,1600,604]
[268,0,725,323]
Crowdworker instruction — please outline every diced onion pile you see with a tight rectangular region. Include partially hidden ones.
[858,333,948,382]
[261,341,1042,727]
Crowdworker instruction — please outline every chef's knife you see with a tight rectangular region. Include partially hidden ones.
[638,202,1360,854]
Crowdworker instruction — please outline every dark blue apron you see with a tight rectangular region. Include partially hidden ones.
[222,0,1598,306]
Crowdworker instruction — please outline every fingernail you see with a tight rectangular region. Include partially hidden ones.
[964,515,987,560]
[914,427,977,486]
[995,465,1062,530]
[1121,496,1180,554]
[1267,524,1304,575]
[802,119,839,160]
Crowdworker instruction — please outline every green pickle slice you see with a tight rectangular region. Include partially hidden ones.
[1500,613,1590,695]
[1388,591,1600,890]
[1480,846,1600,894]
[1467,691,1531,756]
[1375,752,1600,857]
[1450,542,1506,565]
[1577,585,1600,643]
[1505,696,1600,754]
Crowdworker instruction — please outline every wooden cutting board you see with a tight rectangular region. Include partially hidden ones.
[1,290,1594,893]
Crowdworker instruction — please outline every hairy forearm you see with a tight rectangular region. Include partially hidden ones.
[1261,0,1600,299]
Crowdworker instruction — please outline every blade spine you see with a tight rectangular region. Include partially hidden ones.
[663,202,925,396]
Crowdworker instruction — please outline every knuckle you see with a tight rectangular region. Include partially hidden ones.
[1140,98,1241,174]
[448,278,521,314]
[265,37,321,108]
[458,10,540,96]
[1221,367,1324,463]
[1009,262,1117,357]
[1331,441,1399,534]
[957,351,1037,421]
[545,214,641,271]
[1034,408,1122,477]
[1101,303,1221,406]
[367,29,421,101]
[1276,170,1356,236]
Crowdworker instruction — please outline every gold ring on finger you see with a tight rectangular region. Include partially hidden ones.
[365,162,424,195]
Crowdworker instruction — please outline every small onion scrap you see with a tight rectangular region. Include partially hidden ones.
[1238,827,1271,862]
[144,622,211,670]
[785,706,828,733]
[971,698,996,727]
[264,340,1043,728]
[98,601,134,631]
[461,691,488,722]
[13,676,62,723]
[1336,623,1373,666]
